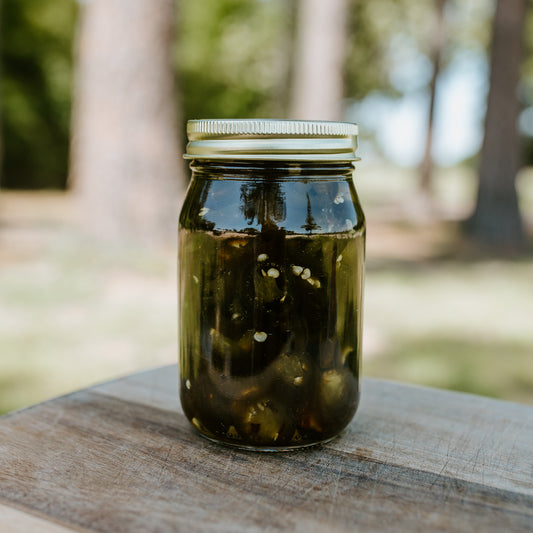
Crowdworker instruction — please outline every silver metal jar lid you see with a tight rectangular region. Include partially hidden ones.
[184,119,359,161]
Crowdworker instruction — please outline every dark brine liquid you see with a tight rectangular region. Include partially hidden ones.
[179,228,364,449]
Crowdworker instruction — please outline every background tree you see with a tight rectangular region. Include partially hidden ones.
[0,0,76,189]
[70,0,184,246]
[0,0,3,183]
[466,0,528,251]
[177,0,290,125]
[344,0,399,100]
[419,0,446,195]
[289,0,349,120]
[343,0,449,159]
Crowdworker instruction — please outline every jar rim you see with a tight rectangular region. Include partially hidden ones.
[184,119,360,161]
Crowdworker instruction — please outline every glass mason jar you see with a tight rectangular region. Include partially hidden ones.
[179,119,365,450]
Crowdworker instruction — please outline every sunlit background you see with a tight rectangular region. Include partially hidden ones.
[1,0,532,414]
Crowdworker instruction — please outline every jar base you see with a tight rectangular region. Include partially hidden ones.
[194,429,340,452]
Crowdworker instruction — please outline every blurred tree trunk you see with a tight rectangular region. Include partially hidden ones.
[289,0,349,120]
[419,0,446,195]
[0,0,3,184]
[70,0,185,247]
[466,0,527,250]
[277,0,299,118]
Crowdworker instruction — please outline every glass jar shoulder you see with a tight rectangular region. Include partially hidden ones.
[179,165,365,236]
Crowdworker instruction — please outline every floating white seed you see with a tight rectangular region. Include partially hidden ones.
[232,312,241,320]
[336,254,343,263]
[185,379,191,390]
[261,269,267,277]
[254,331,268,342]
[267,268,280,278]
[334,195,345,204]
[301,268,311,280]
[293,376,303,386]
[257,253,268,262]
[280,293,287,302]
[192,275,199,284]
[198,207,210,216]
[292,265,304,276]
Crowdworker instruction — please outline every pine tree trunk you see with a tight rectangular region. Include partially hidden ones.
[70,0,185,247]
[466,0,527,251]
[0,0,3,185]
[419,0,446,195]
[289,0,349,121]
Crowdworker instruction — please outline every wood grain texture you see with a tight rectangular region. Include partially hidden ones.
[1,366,532,533]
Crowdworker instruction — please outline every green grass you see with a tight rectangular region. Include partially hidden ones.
[0,229,178,414]
[363,260,533,404]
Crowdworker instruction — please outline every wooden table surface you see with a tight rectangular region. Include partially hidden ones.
[1,365,532,533]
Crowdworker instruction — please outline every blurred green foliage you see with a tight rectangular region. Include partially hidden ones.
[1,0,77,189]
[1,0,533,188]
[177,0,292,123]
[345,0,421,99]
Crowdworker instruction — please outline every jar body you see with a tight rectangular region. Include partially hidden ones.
[178,161,365,450]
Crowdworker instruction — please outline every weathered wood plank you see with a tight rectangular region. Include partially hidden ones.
[0,366,532,533]
[91,365,181,413]
[94,366,533,495]
[0,502,84,533]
